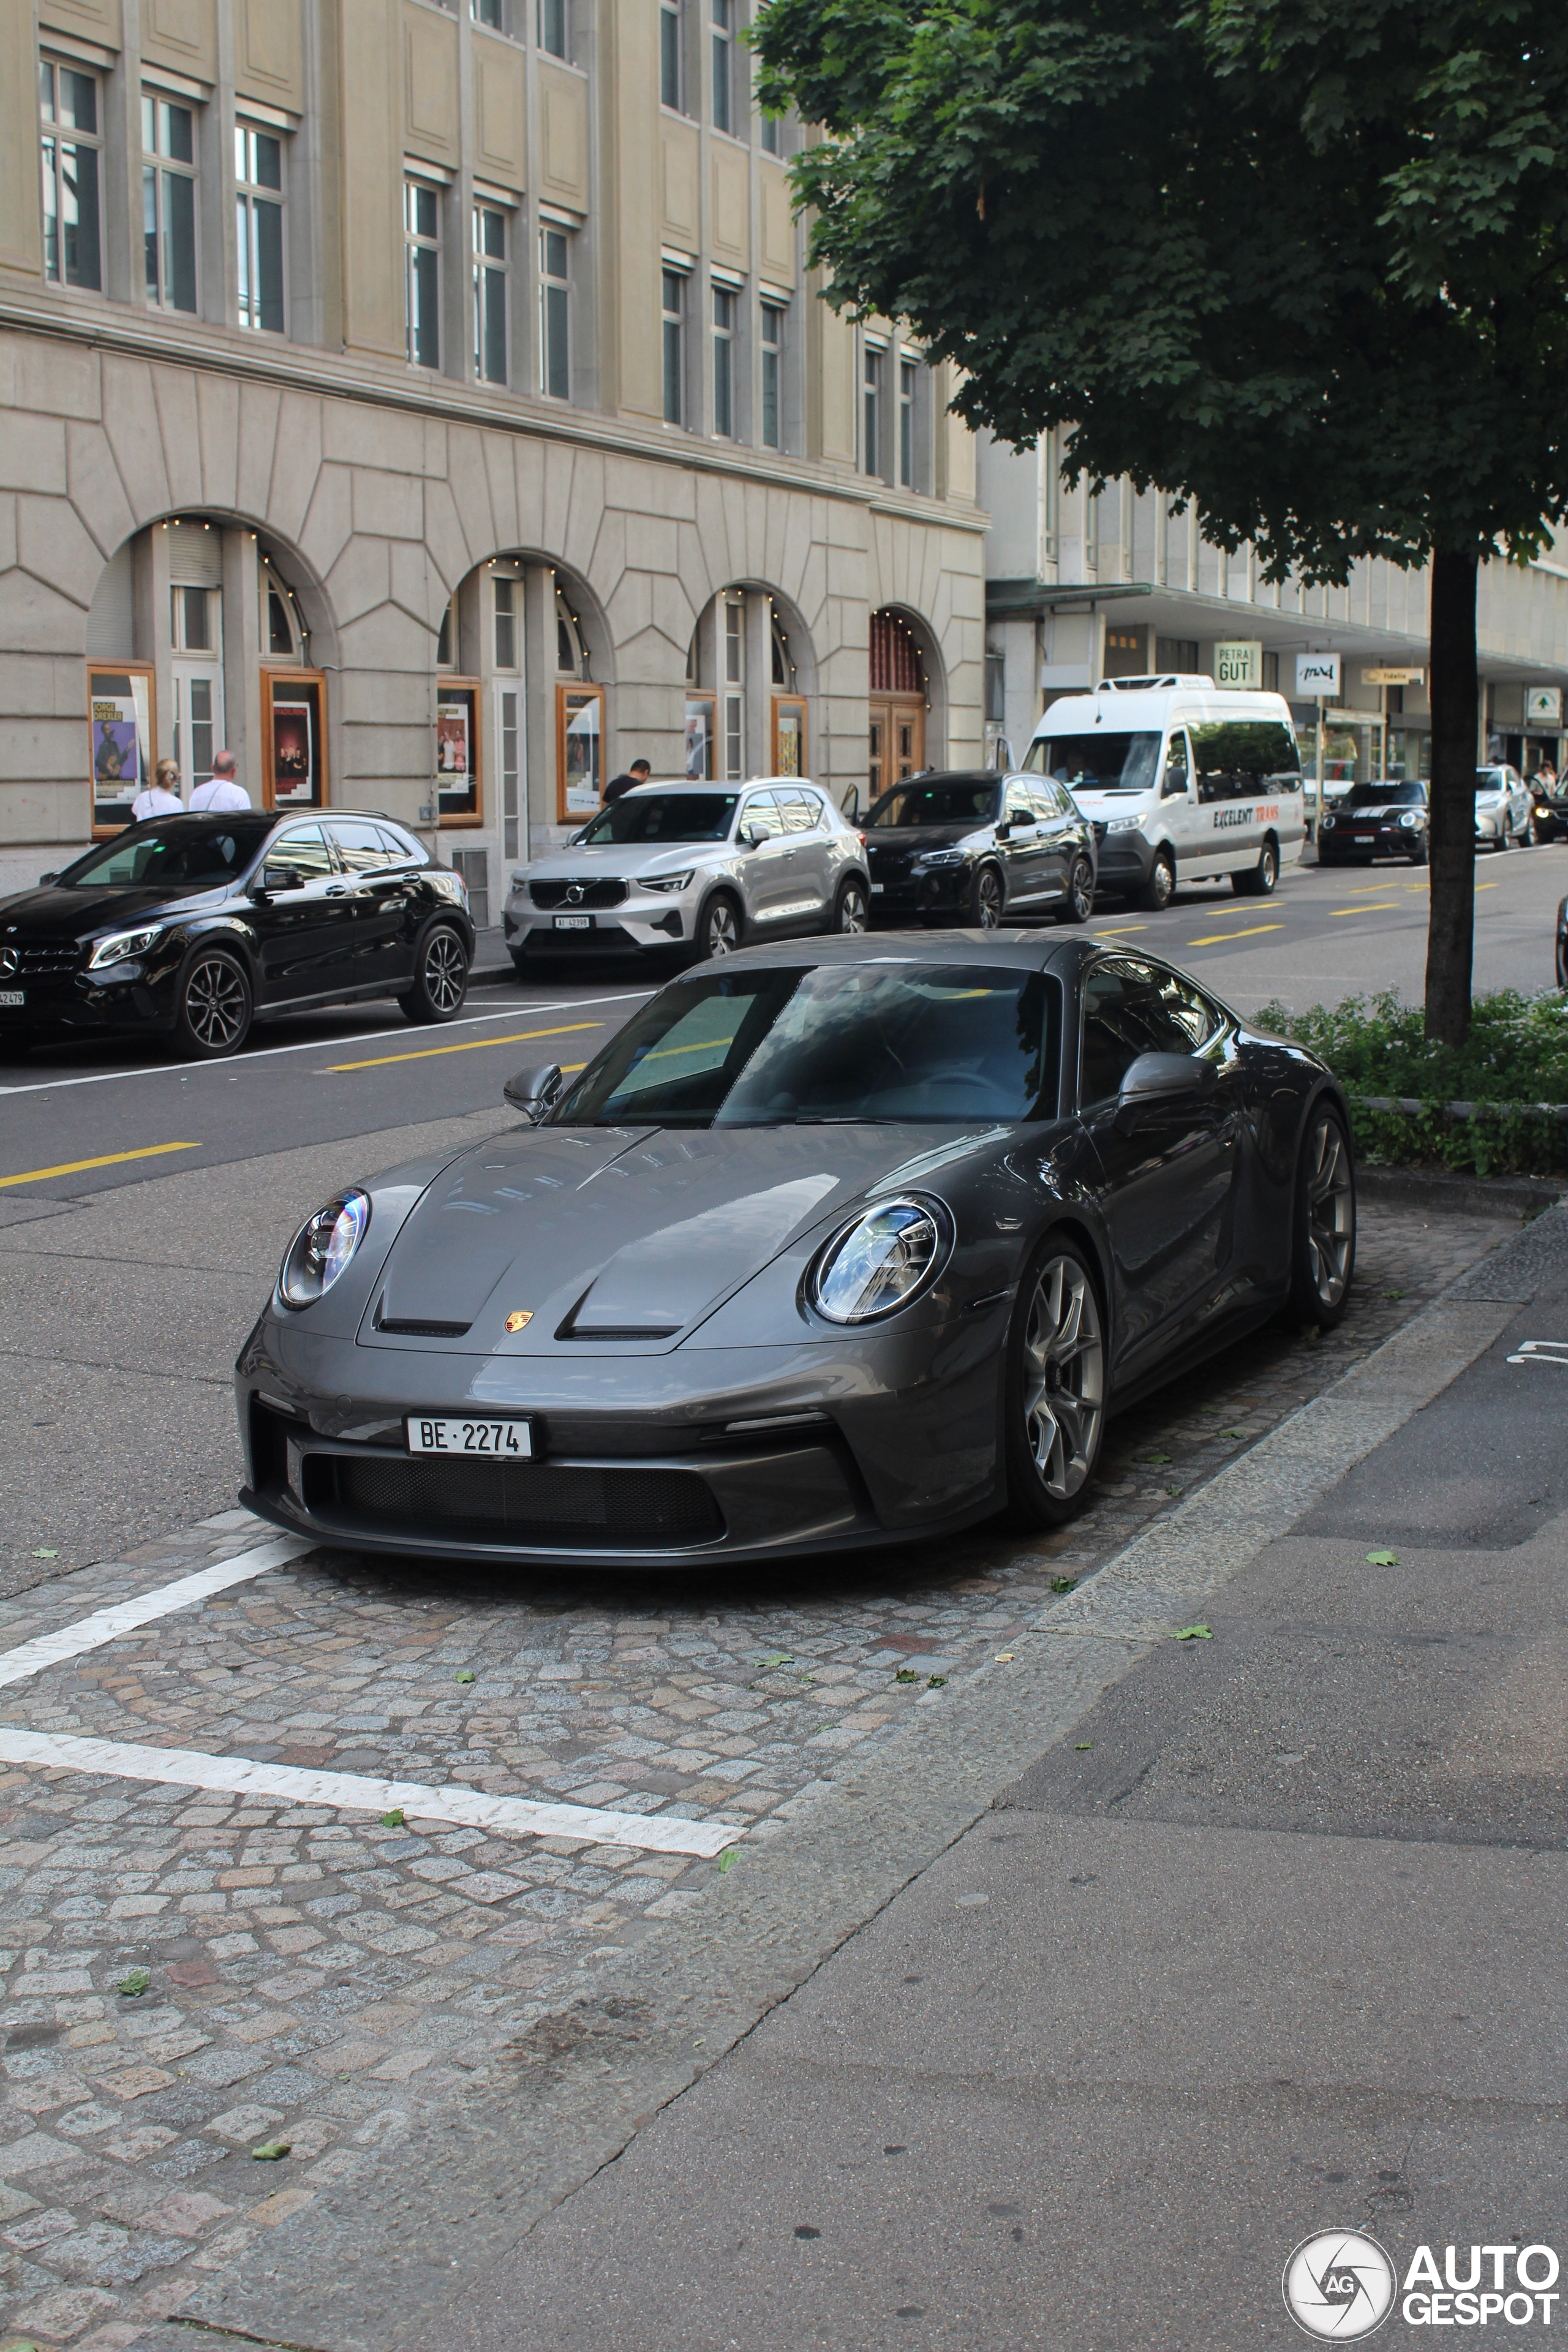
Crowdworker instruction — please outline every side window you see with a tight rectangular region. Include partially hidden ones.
[1192,720,1299,804]
[376,824,424,866]
[271,824,333,880]
[1079,958,1204,1109]
[741,790,783,840]
[1161,731,1190,798]
[1003,782,1035,826]
[328,820,391,872]
[1031,783,1066,823]
[777,789,818,835]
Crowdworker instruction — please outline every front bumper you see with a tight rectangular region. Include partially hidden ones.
[0,962,176,1036]
[1319,823,1425,859]
[867,861,974,917]
[1088,831,1155,888]
[504,889,690,956]
[236,1303,1010,1570]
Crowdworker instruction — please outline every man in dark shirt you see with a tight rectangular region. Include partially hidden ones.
[603,758,652,805]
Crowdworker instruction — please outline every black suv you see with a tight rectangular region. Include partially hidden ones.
[0,810,474,1060]
[861,770,1098,928]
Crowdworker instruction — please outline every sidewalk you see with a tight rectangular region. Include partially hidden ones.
[437,1207,1568,2351]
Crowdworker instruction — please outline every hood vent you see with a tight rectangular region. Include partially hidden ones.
[375,1297,473,1338]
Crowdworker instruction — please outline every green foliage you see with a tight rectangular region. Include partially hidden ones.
[1256,989,1568,1173]
[753,0,1568,579]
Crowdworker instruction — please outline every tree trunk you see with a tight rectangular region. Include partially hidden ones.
[1423,548,1479,1046]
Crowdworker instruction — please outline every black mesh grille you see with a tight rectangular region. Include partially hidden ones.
[530,878,627,910]
[323,1455,725,1547]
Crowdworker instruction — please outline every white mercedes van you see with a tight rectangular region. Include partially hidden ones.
[1023,674,1307,909]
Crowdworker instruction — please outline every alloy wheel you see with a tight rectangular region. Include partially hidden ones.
[1020,1253,1105,1501]
[184,956,248,1050]
[837,882,869,934]
[975,868,1003,929]
[705,899,739,956]
[1305,1115,1354,1311]
[1067,856,1093,921]
[424,930,467,1012]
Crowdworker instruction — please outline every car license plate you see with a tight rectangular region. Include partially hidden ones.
[0,990,21,1008]
[1354,834,1373,842]
[552,914,592,930]
[869,883,884,895]
[406,1415,533,1458]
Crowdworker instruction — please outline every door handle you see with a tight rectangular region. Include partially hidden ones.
[326,883,347,896]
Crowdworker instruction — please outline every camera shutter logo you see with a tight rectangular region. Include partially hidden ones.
[1283,2230,1396,2340]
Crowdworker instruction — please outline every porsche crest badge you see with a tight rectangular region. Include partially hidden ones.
[504,1310,533,1333]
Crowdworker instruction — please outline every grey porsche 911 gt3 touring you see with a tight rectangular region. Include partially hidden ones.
[236,933,1355,1570]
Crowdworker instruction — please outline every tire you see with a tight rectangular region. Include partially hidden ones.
[832,877,869,935]
[1408,837,1429,865]
[1055,854,1095,925]
[968,863,1005,929]
[1004,1237,1107,1528]
[398,924,470,1024]
[175,945,252,1060]
[1232,837,1280,897]
[696,892,742,959]
[1139,850,1175,912]
[1287,1103,1357,1330]
[1531,814,1548,846]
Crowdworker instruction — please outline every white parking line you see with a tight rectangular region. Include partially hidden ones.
[0,1537,311,1689]
[0,1728,741,1856]
[0,989,654,1099]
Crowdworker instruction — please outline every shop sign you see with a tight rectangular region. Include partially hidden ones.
[1295,653,1341,697]
[1215,640,1263,690]
[1526,686,1562,724]
[1363,665,1424,686]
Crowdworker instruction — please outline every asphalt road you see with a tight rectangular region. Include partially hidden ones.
[2,840,1563,1204]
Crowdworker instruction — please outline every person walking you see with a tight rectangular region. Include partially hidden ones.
[603,757,652,805]
[130,758,184,822]
[190,749,251,812]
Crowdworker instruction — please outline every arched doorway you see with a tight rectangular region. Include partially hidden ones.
[685,587,810,781]
[869,608,928,801]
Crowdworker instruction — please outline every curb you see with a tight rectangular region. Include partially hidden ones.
[1357,1163,1566,1219]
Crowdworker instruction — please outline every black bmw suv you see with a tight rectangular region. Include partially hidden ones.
[0,810,475,1061]
[861,770,1097,927]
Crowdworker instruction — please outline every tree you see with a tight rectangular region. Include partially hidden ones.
[755,0,1568,1043]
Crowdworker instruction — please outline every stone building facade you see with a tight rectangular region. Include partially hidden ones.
[1,0,987,903]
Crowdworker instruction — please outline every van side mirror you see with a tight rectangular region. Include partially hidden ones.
[1161,769,1188,799]
[505,1062,564,1122]
[1115,1052,1215,1129]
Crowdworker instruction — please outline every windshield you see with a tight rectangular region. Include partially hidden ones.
[1474,771,1515,796]
[579,793,739,845]
[1343,781,1425,808]
[1025,732,1160,793]
[552,964,1061,1128]
[56,817,274,888]
[866,778,1001,828]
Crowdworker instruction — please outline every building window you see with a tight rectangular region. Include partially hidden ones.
[539,0,568,59]
[39,61,102,292]
[660,1,682,107]
[662,268,687,426]
[473,202,508,384]
[712,283,736,439]
[711,0,732,135]
[899,357,917,489]
[1156,636,1200,674]
[143,94,198,314]
[760,301,783,449]
[863,344,884,477]
[437,595,456,668]
[540,226,570,399]
[235,124,285,333]
[405,179,440,368]
[473,0,503,23]
[494,574,518,671]
[760,111,780,156]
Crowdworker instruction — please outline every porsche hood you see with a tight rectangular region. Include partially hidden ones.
[362,1122,984,1352]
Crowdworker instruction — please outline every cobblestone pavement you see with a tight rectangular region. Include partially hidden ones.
[0,1197,1523,2350]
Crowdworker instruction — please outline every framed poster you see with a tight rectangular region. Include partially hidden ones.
[772,696,807,778]
[88,666,156,834]
[261,669,328,809]
[684,693,715,780]
[557,684,605,822]
[436,681,480,823]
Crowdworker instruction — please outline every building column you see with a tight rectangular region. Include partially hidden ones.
[523,562,554,840]
[744,588,770,775]
[224,527,262,796]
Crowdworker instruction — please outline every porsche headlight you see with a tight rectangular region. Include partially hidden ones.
[88,924,163,970]
[808,1195,952,1325]
[278,1191,371,1309]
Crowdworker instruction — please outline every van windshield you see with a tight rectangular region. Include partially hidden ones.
[1025,733,1160,794]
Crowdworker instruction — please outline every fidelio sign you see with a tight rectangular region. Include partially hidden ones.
[1295,653,1341,697]
[1214,640,1263,689]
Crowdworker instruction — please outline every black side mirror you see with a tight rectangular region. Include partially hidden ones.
[505,1063,564,1123]
[252,865,304,897]
[994,821,1012,841]
[1115,1052,1216,1129]
[37,872,58,887]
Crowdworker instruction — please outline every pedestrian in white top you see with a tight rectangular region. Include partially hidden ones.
[190,748,251,812]
[130,757,184,823]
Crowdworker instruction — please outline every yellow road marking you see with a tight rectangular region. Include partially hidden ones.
[1186,923,1284,947]
[0,1141,201,1190]
[1330,902,1399,916]
[1343,881,1401,894]
[328,1021,604,1074]
[1475,881,1499,892]
[1091,922,1150,935]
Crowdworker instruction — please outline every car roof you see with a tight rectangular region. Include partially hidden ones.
[619,777,820,794]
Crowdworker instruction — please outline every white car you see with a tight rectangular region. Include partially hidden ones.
[1474,764,1534,850]
[503,778,871,967]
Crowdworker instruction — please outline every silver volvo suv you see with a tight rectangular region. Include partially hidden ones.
[503,779,871,967]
